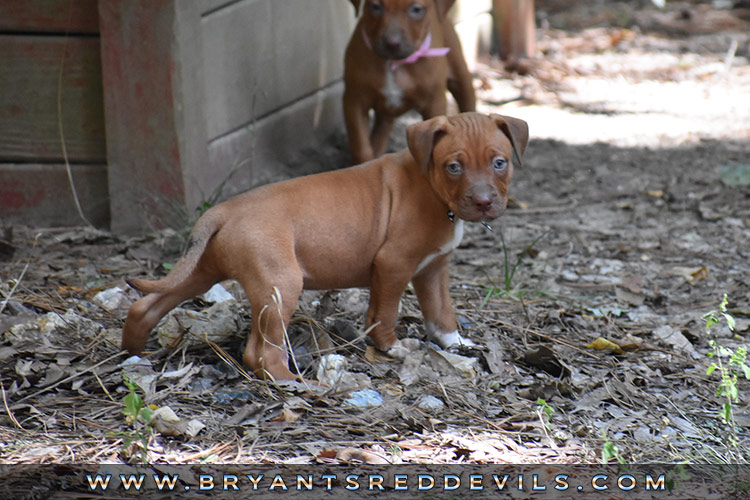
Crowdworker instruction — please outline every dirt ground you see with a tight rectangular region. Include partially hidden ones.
[1,0,749,467]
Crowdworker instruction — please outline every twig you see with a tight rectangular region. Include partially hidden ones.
[491,318,602,360]
[57,0,93,228]
[452,407,514,432]
[1,380,27,432]
[509,201,578,215]
[0,262,29,315]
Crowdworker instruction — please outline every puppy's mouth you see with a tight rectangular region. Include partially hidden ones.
[373,38,416,61]
[453,199,506,223]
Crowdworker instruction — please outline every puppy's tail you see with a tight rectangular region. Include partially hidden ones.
[127,210,222,294]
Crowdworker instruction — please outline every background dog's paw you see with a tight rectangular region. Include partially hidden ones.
[386,338,422,359]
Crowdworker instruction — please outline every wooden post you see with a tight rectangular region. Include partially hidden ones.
[494,0,536,61]
[98,0,208,234]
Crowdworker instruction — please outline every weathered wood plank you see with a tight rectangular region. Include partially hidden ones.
[0,0,99,33]
[0,163,109,227]
[0,35,106,162]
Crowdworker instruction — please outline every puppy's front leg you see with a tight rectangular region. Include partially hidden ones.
[366,261,420,359]
[412,253,475,348]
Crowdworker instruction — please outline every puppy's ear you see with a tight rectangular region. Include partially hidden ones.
[407,116,451,172]
[350,0,364,16]
[491,114,529,168]
[435,0,456,22]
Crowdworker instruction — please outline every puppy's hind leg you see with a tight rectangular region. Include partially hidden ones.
[240,267,305,382]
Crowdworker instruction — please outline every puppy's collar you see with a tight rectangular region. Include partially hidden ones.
[362,30,450,70]
[448,209,494,231]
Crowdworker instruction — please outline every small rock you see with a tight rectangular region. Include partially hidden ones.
[344,389,383,407]
[202,283,235,304]
[92,286,131,312]
[156,301,241,347]
[417,395,445,412]
[316,353,347,386]
[316,353,371,390]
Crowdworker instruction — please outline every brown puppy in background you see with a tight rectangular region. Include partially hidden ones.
[344,0,476,164]
[122,112,527,382]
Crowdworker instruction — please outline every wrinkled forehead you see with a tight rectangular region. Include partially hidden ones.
[433,116,513,159]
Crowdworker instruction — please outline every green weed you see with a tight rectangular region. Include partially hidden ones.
[703,294,749,456]
[536,398,555,431]
[601,429,626,465]
[109,374,154,464]
[481,230,546,305]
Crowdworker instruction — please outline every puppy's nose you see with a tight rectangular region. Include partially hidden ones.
[473,195,493,212]
[470,187,496,212]
[385,36,401,51]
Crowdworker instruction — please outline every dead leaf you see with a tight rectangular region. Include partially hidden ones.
[57,286,84,297]
[615,286,644,306]
[364,346,392,363]
[272,408,301,423]
[688,266,708,285]
[621,275,642,294]
[587,337,623,354]
[483,337,512,375]
[335,447,390,465]
[149,406,205,437]
[670,266,709,285]
[519,346,569,378]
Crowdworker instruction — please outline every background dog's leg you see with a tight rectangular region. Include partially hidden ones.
[444,25,476,112]
[344,90,375,164]
[370,114,395,158]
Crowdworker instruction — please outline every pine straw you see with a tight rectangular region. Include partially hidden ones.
[0,256,593,465]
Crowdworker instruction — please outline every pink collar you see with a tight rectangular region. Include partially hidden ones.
[362,30,450,70]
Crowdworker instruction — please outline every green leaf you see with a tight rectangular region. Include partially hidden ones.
[726,384,739,401]
[601,442,616,464]
[724,314,735,331]
[123,392,143,418]
[721,402,732,424]
[140,407,154,423]
[706,364,718,376]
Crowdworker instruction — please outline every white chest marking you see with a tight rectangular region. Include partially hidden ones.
[415,220,464,276]
[382,66,403,109]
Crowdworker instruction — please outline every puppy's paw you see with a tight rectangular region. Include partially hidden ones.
[431,330,477,349]
[385,338,422,359]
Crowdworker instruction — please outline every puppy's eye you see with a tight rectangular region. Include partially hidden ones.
[408,4,425,19]
[369,1,383,15]
[492,156,508,172]
[445,161,462,175]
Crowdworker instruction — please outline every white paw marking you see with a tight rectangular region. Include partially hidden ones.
[431,329,477,349]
